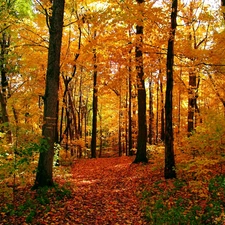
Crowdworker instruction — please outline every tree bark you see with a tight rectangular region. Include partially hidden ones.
[91,49,97,158]
[99,111,102,158]
[160,77,165,142]
[148,77,154,145]
[164,0,177,179]
[0,33,11,142]
[156,79,159,144]
[128,49,133,155]
[119,94,122,156]
[133,0,147,163]
[187,69,196,135]
[34,0,65,188]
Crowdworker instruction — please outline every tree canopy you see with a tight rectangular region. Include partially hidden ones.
[0,0,225,223]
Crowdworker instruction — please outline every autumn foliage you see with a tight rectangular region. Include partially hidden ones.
[0,152,224,224]
[0,0,225,224]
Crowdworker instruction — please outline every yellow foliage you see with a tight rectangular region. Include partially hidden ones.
[74,138,85,148]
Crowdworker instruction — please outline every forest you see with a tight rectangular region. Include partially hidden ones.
[0,0,225,224]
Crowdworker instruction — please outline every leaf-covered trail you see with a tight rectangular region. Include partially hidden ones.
[63,156,158,225]
[1,153,224,224]
[0,156,162,224]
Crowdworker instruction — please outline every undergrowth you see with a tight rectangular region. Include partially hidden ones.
[141,112,225,224]
[0,123,74,224]
[1,183,73,224]
[141,145,225,225]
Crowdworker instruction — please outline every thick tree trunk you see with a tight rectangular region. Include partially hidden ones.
[91,50,97,158]
[34,0,65,188]
[133,0,147,163]
[164,0,177,179]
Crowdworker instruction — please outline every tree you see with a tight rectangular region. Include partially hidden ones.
[0,32,10,127]
[133,0,148,163]
[0,0,33,141]
[33,0,65,188]
[148,76,154,145]
[222,0,225,20]
[58,9,82,156]
[91,48,97,158]
[186,3,209,135]
[164,0,177,179]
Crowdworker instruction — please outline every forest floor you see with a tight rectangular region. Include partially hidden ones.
[0,152,225,225]
[0,156,155,224]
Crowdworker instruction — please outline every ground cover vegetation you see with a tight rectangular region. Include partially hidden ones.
[0,0,225,224]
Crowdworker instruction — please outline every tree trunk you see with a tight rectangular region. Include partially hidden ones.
[0,33,11,142]
[119,94,122,156]
[160,78,165,142]
[159,57,165,142]
[84,98,88,147]
[91,49,97,158]
[133,0,147,163]
[128,50,133,155]
[125,86,128,156]
[187,69,197,135]
[78,71,83,138]
[156,79,159,144]
[164,0,177,179]
[99,112,102,158]
[33,0,65,188]
[148,77,154,145]
[59,77,70,143]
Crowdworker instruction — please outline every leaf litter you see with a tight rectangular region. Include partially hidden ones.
[1,154,224,224]
[0,156,157,225]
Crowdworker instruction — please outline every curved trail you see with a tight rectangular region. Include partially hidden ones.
[64,156,154,225]
[0,156,160,224]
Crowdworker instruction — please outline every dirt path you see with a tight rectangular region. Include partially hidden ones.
[62,156,155,225]
[1,156,162,224]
